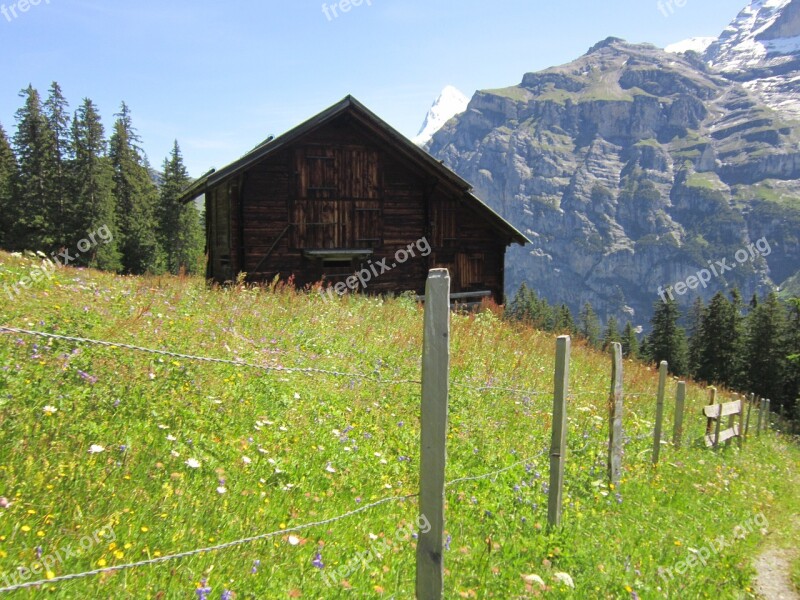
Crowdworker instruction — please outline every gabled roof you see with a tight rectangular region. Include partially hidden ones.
[180,95,529,245]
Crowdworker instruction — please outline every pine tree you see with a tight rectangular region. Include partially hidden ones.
[43,82,71,242]
[745,291,786,405]
[649,297,689,375]
[687,296,705,377]
[70,98,121,271]
[11,85,60,250]
[109,103,163,274]
[554,304,576,335]
[784,298,800,422]
[158,141,204,274]
[621,322,639,359]
[696,291,745,386]
[0,123,17,248]
[602,316,621,350]
[579,302,602,348]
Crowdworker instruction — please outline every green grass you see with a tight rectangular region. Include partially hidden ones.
[0,251,798,598]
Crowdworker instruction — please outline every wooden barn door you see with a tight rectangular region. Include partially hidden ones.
[292,145,382,249]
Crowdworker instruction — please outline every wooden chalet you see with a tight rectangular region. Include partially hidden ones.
[180,96,528,302]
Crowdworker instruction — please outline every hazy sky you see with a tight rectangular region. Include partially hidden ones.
[0,0,747,176]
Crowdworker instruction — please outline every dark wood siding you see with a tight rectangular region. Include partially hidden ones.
[207,115,513,302]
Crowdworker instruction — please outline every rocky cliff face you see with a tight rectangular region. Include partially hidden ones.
[427,37,800,326]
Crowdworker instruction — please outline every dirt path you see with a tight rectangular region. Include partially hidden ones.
[754,547,799,600]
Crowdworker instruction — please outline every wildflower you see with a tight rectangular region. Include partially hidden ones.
[242,456,252,465]
[77,370,98,384]
[251,559,260,574]
[42,406,57,416]
[554,572,575,588]
[88,445,105,454]
[196,579,212,599]
[325,463,336,473]
[216,486,227,494]
[288,535,300,546]
[186,458,201,469]
[444,535,451,551]
[166,435,177,441]
[0,498,10,509]
[312,551,324,569]
[221,591,233,600]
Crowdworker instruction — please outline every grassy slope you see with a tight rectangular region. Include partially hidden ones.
[0,252,797,599]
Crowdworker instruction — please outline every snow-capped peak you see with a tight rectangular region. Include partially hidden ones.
[412,86,470,146]
[705,0,800,71]
[665,37,716,55]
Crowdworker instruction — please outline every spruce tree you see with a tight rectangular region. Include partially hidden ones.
[43,82,71,242]
[782,298,799,418]
[0,123,17,248]
[554,304,576,335]
[649,296,688,375]
[602,316,621,350]
[621,322,639,359]
[11,85,60,250]
[696,291,745,386]
[158,141,204,274]
[579,302,602,348]
[745,291,786,404]
[109,103,162,274]
[687,296,705,378]
[70,98,121,271]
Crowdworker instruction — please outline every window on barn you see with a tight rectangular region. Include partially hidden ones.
[292,145,382,249]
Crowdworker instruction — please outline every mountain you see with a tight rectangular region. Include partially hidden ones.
[426,35,800,328]
[667,0,800,119]
[411,86,469,146]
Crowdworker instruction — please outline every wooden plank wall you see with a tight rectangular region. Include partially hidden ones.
[209,117,511,301]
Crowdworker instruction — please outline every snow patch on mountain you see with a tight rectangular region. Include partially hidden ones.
[412,86,469,147]
[665,37,716,54]
[705,0,800,71]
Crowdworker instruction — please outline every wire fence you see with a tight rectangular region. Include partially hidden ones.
[0,325,556,594]
[0,322,762,595]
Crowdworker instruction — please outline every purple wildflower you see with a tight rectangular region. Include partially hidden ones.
[77,370,98,384]
[35,546,42,559]
[312,551,324,569]
[251,560,260,574]
[444,535,451,551]
[221,591,233,600]
[196,579,212,599]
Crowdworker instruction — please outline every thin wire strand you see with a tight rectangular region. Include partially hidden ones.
[0,493,416,594]
[0,327,421,386]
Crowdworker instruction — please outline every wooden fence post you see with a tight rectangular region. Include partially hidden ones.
[744,393,754,440]
[765,399,771,432]
[652,361,668,465]
[416,269,450,600]
[608,342,624,486]
[757,396,764,436]
[548,336,570,528]
[672,382,686,448]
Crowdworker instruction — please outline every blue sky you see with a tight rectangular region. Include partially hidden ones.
[1,0,747,177]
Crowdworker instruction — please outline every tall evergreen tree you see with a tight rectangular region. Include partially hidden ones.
[687,296,705,378]
[696,291,745,386]
[621,321,639,359]
[745,291,786,405]
[579,302,602,348]
[158,141,204,274]
[783,298,800,418]
[554,304,577,335]
[602,316,621,350]
[649,297,689,375]
[0,123,17,248]
[109,103,162,274]
[43,82,71,242]
[11,85,60,250]
[70,98,121,271]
